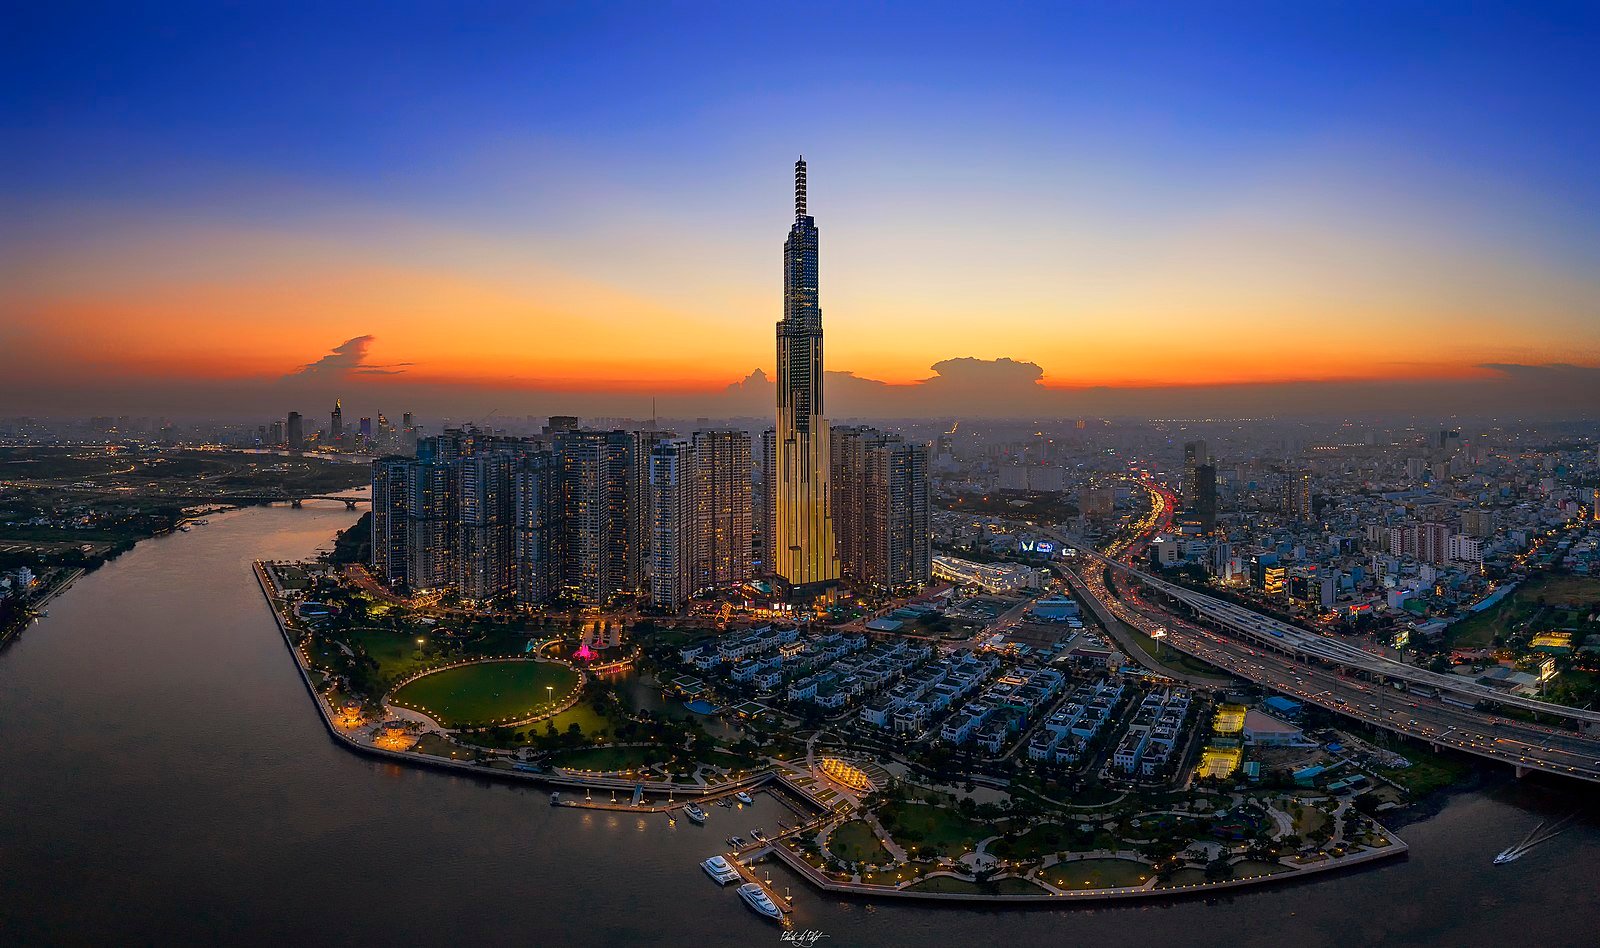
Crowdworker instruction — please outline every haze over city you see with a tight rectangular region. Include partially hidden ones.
[5,3,1599,419]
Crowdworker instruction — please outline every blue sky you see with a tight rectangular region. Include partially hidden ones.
[3,1,1598,417]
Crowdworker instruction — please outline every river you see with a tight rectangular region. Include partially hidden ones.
[1,503,1596,947]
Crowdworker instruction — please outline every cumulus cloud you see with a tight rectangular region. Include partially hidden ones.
[286,335,411,378]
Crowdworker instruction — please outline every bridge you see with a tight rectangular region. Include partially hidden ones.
[1052,535,1600,785]
[229,494,370,509]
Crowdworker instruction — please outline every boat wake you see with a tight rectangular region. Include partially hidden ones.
[1494,811,1579,865]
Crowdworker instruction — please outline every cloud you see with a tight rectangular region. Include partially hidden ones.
[286,335,411,378]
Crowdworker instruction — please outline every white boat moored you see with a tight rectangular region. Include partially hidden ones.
[737,882,783,920]
[701,855,741,885]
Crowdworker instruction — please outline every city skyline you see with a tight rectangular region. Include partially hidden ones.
[5,4,1600,420]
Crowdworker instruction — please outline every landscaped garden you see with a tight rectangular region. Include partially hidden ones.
[828,819,893,864]
[876,801,998,858]
[1039,857,1152,890]
[905,876,1046,895]
[546,744,668,772]
[389,660,580,728]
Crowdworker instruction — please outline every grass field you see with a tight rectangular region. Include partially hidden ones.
[990,822,1115,860]
[1039,858,1153,890]
[389,660,579,728]
[343,625,537,682]
[1377,742,1472,796]
[877,802,996,858]
[828,820,893,864]
[905,876,1047,895]
[1450,573,1600,647]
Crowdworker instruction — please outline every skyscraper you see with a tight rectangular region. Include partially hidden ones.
[690,429,753,591]
[1283,467,1313,521]
[1182,439,1208,507]
[648,439,694,612]
[331,399,344,446]
[371,456,410,586]
[513,451,562,608]
[831,427,931,592]
[286,411,304,452]
[555,429,638,606]
[759,428,777,571]
[1194,462,1218,531]
[773,157,838,593]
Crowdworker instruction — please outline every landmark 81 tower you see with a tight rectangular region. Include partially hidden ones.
[774,157,839,592]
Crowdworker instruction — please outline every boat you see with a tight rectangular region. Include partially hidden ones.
[1493,848,1519,865]
[716,798,730,807]
[729,836,744,847]
[550,792,560,805]
[734,791,753,805]
[684,804,707,824]
[737,882,783,920]
[178,525,191,532]
[749,828,766,842]
[701,855,742,885]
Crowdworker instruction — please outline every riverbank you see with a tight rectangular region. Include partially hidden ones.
[257,554,1413,909]
[252,560,775,800]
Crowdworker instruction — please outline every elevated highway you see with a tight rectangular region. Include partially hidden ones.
[1050,531,1600,784]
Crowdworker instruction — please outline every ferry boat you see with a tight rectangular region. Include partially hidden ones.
[684,804,707,824]
[701,855,741,885]
[734,791,753,805]
[737,882,783,920]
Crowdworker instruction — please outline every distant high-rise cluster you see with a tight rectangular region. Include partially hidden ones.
[367,160,933,612]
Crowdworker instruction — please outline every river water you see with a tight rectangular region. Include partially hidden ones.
[1,503,1597,947]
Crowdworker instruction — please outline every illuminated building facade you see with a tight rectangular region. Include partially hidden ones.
[773,157,839,593]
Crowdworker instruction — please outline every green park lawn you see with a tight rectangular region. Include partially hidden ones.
[389,660,579,728]
[1040,857,1153,890]
[991,821,1116,860]
[337,625,543,683]
[828,820,893,864]
[876,802,997,858]
[905,876,1047,895]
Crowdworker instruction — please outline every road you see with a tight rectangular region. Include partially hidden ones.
[1062,540,1600,784]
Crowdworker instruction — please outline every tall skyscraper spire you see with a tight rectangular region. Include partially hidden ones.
[774,157,838,593]
[794,156,807,219]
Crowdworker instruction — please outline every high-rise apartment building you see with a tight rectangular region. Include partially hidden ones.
[1182,440,1209,506]
[690,429,753,591]
[759,428,777,572]
[773,157,839,594]
[646,430,756,613]
[513,451,562,608]
[831,426,931,592]
[371,457,410,586]
[454,450,515,603]
[1194,463,1218,531]
[648,439,694,612]
[1283,468,1312,521]
[555,429,638,606]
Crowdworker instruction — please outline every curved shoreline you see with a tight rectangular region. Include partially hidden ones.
[254,559,1409,906]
